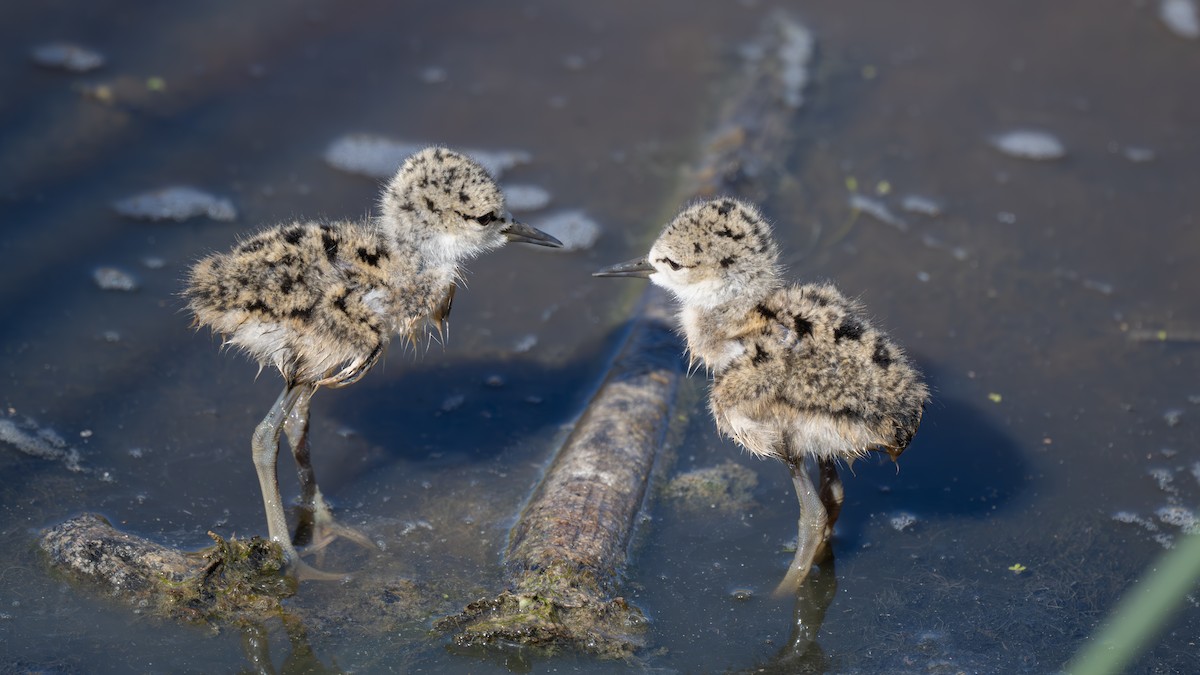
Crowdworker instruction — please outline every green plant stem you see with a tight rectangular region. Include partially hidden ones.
[1066,532,1200,674]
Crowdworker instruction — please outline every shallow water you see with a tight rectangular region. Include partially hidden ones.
[2,1,1199,672]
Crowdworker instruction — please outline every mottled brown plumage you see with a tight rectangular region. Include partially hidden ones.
[188,220,405,387]
[596,197,927,594]
[186,147,561,577]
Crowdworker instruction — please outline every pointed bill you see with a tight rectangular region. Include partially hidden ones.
[592,257,655,278]
[503,219,563,247]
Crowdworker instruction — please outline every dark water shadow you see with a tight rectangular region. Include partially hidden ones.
[631,356,1034,673]
[826,359,1031,552]
[321,318,647,476]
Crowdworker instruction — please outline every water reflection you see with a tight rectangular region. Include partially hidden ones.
[240,614,342,675]
[762,560,838,674]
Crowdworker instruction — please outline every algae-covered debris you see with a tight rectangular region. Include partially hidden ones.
[165,531,296,625]
[39,513,294,626]
[438,292,678,657]
[436,560,646,660]
[661,461,758,513]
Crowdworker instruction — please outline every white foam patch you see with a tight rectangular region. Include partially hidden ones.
[440,394,465,412]
[513,334,538,353]
[529,209,600,251]
[850,194,908,231]
[777,18,816,108]
[504,184,552,212]
[990,129,1066,160]
[93,267,139,292]
[323,135,531,179]
[1161,0,1200,38]
[902,195,943,217]
[31,42,105,72]
[1157,505,1198,533]
[1113,511,1157,531]
[113,187,236,222]
[1123,146,1156,163]
[0,418,85,472]
[1149,467,1178,496]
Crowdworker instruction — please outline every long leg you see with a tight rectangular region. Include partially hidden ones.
[252,385,346,581]
[281,383,375,554]
[817,457,844,545]
[282,384,319,547]
[251,386,306,560]
[773,455,829,597]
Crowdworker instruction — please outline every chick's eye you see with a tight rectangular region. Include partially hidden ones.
[474,212,499,226]
[658,257,682,271]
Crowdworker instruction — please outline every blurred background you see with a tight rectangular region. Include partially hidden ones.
[1,1,1198,672]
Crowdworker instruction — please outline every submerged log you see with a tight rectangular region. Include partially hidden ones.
[436,291,679,657]
[438,11,816,657]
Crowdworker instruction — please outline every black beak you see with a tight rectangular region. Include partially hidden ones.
[592,257,655,278]
[503,220,563,248]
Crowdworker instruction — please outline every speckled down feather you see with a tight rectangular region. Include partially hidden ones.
[640,198,928,462]
[185,147,515,388]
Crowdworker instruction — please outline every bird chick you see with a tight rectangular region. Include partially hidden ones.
[186,147,562,578]
[595,197,927,594]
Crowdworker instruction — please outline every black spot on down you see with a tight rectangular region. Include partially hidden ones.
[755,303,777,321]
[834,318,865,342]
[332,290,349,314]
[321,231,339,262]
[751,344,770,365]
[793,314,814,338]
[283,227,304,245]
[872,340,893,368]
[357,247,382,267]
[238,238,266,254]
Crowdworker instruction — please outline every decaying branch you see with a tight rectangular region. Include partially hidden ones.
[436,291,679,657]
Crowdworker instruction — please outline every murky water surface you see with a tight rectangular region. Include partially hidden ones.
[2,1,1198,672]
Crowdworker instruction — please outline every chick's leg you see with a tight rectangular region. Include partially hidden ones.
[817,457,844,542]
[252,385,349,581]
[773,454,830,597]
[251,387,307,564]
[282,384,375,557]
